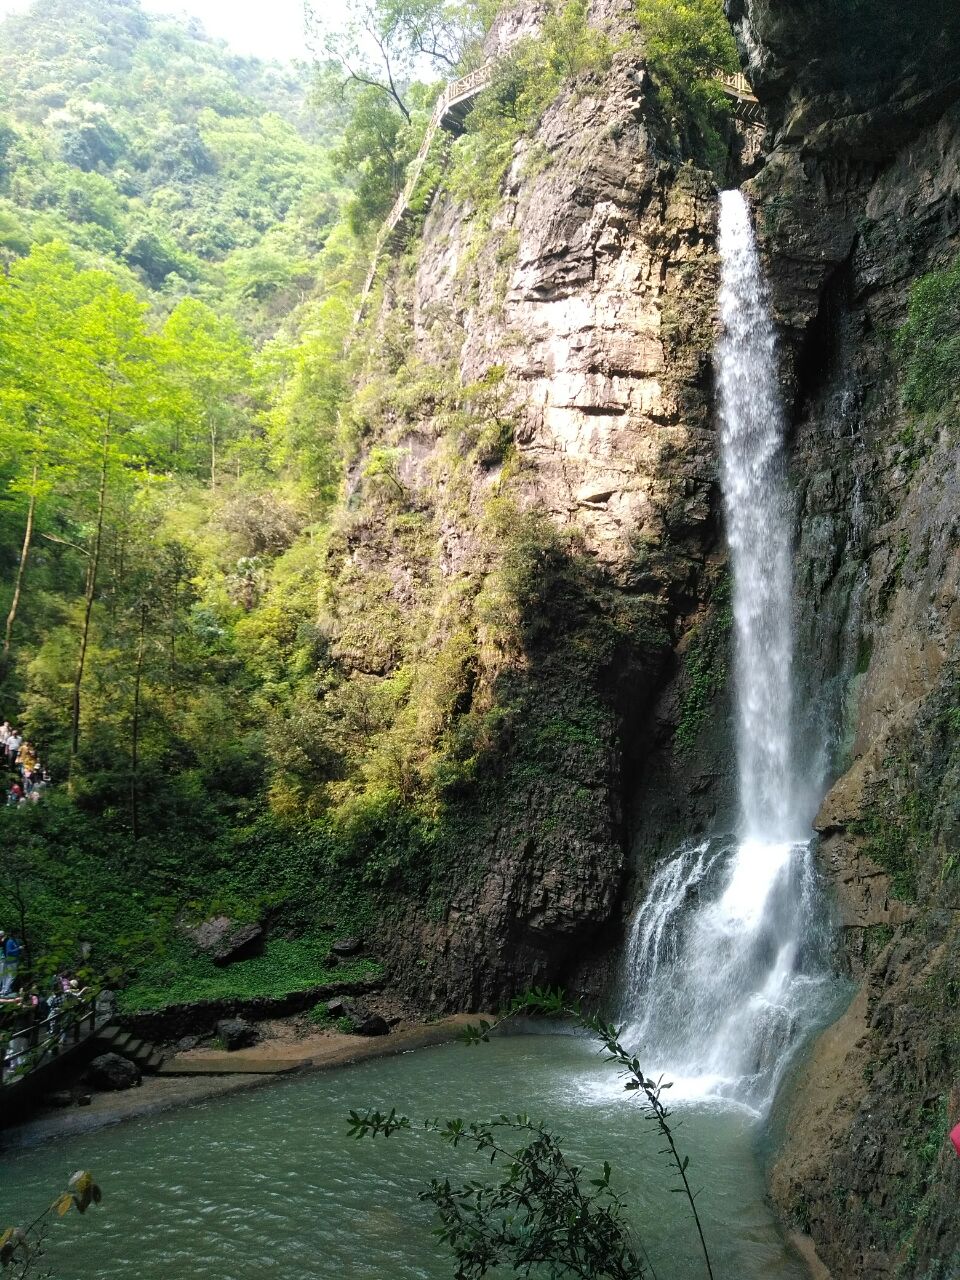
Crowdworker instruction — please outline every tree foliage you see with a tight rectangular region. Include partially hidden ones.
[634,0,739,168]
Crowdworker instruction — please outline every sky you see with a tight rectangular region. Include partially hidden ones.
[0,0,352,62]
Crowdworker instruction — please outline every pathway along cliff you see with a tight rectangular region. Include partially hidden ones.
[621,192,841,1114]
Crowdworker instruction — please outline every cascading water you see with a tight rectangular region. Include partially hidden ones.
[621,191,834,1114]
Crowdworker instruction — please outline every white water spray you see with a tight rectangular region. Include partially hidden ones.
[716,190,800,842]
[620,191,833,1113]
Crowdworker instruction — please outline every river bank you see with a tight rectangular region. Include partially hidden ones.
[1,1015,480,1151]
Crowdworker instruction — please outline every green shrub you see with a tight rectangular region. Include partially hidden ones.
[896,254,960,416]
[673,578,732,754]
[635,0,739,170]
[446,0,613,215]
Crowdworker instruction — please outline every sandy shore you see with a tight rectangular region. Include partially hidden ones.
[1,1015,480,1151]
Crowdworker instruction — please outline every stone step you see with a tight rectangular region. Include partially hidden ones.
[93,1026,164,1073]
[100,1029,133,1051]
[157,1054,312,1076]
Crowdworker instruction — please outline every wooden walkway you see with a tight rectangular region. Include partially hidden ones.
[353,63,493,328]
[714,70,763,123]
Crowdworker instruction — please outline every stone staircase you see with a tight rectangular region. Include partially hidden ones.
[92,1024,165,1074]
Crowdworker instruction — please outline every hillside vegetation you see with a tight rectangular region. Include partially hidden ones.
[0,0,736,1008]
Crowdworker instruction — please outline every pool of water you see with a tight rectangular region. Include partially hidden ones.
[0,1031,808,1279]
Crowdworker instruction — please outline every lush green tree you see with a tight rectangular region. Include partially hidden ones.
[310,0,500,231]
[633,0,738,167]
[157,299,254,485]
[378,0,498,71]
[635,0,738,80]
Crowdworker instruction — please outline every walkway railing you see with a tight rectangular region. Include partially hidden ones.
[352,61,760,330]
[713,70,763,122]
[0,1002,99,1089]
[714,71,755,100]
[353,62,494,329]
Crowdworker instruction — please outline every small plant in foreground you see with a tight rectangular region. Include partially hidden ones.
[1,1171,102,1279]
[349,988,715,1280]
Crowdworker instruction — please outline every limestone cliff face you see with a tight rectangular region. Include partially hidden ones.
[331,29,732,1010]
[729,1,960,1274]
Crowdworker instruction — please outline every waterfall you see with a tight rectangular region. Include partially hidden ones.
[620,191,833,1114]
[716,189,800,843]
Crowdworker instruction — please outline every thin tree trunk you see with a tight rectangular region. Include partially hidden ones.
[210,421,217,489]
[70,420,110,768]
[130,602,145,842]
[3,462,38,659]
[170,575,178,677]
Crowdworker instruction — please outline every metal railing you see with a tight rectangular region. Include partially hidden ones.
[713,70,758,102]
[0,1001,98,1088]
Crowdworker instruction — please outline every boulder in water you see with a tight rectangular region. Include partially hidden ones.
[87,1053,141,1090]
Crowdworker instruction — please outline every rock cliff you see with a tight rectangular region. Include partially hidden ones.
[332,15,738,1010]
[730,0,960,1274]
[334,0,960,1270]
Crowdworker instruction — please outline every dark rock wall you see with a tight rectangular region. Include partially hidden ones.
[731,1,960,1274]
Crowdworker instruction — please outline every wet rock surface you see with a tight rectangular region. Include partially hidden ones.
[732,1,960,1274]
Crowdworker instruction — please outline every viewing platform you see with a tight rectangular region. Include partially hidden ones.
[714,70,763,123]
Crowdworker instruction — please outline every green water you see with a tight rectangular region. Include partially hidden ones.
[0,1032,807,1279]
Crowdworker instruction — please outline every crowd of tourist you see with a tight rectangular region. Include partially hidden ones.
[1,720,51,805]
[1,960,94,1079]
